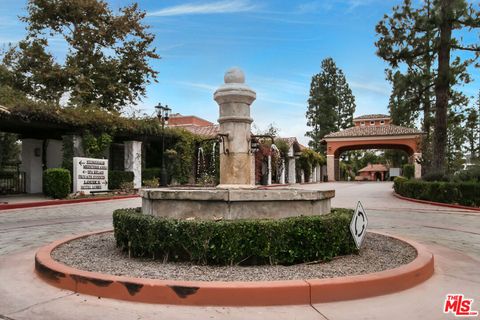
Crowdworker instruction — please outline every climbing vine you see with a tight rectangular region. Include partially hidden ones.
[82,130,112,158]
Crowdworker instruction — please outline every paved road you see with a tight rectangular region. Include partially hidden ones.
[0,182,479,320]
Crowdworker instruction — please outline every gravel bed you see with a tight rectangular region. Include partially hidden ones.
[52,232,416,282]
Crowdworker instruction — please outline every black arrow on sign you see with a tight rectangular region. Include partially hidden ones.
[355,211,366,237]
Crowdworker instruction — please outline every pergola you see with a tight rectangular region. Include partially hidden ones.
[322,114,423,181]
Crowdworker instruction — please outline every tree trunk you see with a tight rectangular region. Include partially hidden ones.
[432,0,452,175]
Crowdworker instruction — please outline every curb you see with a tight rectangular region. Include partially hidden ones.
[35,230,434,306]
[0,195,140,211]
[393,192,480,212]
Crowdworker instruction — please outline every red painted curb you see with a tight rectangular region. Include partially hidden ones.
[35,230,434,306]
[0,194,140,211]
[393,192,480,212]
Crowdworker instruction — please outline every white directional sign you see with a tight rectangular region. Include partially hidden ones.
[350,201,368,249]
[73,157,108,194]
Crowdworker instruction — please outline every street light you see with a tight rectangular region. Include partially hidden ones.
[155,103,171,187]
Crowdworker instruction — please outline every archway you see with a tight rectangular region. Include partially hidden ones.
[322,115,423,181]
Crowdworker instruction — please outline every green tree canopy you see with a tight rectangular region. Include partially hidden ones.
[375,0,480,175]
[2,0,159,112]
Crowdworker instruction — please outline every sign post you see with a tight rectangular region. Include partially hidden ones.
[350,201,368,249]
[73,157,108,194]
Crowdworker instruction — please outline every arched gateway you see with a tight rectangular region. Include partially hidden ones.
[322,114,423,181]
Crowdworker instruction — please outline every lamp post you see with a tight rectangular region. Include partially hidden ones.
[155,103,171,187]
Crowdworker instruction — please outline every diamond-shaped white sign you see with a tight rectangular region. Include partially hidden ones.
[350,201,368,249]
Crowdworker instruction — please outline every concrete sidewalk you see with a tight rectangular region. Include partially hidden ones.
[0,240,478,320]
[0,193,50,204]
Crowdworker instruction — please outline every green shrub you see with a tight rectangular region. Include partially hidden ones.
[113,208,358,266]
[455,165,480,182]
[394,178,480,207]
[43,168,71,199]
[422,171,451,182]
[109,170,134,190]
[142,168,162,181]
[402,164,415,179]
[142,178,159,188]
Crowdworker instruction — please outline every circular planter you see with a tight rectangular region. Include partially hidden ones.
[35,230,434,306]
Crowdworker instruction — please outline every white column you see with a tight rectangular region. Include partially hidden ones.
[250,154,256,185]
[316,165,321,182]
[46,139,63,168]
[309,166,314,183]
[21,139,43,193]
[414,152,422,179]
[124,141,142,189]
[279,159,285,184]
[327,155,335,181]
[288,157,296,184]
[267,155,272,185]
[300,170,305,183]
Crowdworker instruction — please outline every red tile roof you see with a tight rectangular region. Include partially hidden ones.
[179,125,219,138]
[353,114,390,120]
[358,164,388,172]
[324,124,422,139]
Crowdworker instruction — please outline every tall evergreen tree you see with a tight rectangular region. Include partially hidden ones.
[375,0,480,175]
[464,91,480,160]
[306,58,356,154]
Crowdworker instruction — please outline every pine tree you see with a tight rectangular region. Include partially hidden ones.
[464,92,480,160]
[306,58,356,154]
[375,0,480,175]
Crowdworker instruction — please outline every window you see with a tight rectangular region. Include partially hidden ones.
[360,121,365,126]
[380,120,385,125]
[370,121,375,125]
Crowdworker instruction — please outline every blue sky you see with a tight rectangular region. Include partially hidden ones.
[1,0,479,144]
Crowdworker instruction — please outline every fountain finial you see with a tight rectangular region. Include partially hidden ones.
[224,67,245,84]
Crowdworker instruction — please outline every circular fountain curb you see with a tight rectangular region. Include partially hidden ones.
[35,229,434,306]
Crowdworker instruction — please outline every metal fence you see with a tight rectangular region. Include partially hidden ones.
[0,171,26,194]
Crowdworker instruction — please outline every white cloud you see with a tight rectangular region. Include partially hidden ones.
[148,0,257,17]
[171,80,217,92]
[350,80,390,95]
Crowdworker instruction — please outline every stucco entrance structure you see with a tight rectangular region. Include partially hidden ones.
[323,114,423,181]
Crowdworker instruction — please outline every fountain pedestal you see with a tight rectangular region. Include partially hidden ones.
[214,68,256,188]
[141,188,334,220]
[141,68,335,220]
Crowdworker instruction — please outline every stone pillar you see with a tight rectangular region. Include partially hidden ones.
[414,152,422,179]
[327,155,335,181]
[288,157,296,184]
[309,166,314,183]
[334,158,340,181]
[316,165,321,182]
[21,139,43,193]
[279,159,286,184]
[124,141,142,189]
[250,154,256,186]
[46,139,63,168]
[300,170,305,183]
[214,67,256,188]
[266,155,271,185]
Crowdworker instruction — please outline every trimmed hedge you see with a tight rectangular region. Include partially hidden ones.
[113,208,358,266]
[43,168,71,199]
[109,170,134,190]
[402,164,414,179]
[142,168,161,181]
[394,177,480,207]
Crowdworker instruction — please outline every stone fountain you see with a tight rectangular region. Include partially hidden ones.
[140,68,334,220]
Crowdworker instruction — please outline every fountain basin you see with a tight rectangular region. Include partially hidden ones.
[140,188,335,220]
